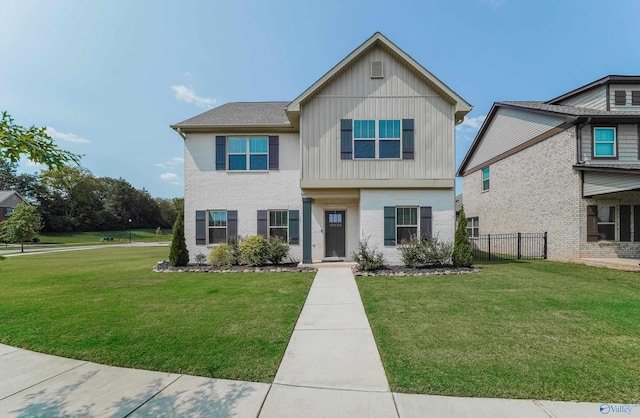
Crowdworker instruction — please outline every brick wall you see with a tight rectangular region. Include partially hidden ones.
[184,132,303,263]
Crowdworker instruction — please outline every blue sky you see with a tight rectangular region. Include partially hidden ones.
[2,0,639,197]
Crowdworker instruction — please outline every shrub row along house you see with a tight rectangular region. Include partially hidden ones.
[171,33,472,264]
[458,76,640,260]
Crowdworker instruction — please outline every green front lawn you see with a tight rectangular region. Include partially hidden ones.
[358,260,640,403]
[0,247,314,382]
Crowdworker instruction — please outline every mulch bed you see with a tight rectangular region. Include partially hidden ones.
[153,260,479,276]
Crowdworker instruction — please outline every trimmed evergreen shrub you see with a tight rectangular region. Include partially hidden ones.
[169,209,189,266]
[353,237,386,271]
[452,206,474,267]
[226,235,241,265]
[209,244,234,268]
[267,236,290,265]
[239,235,269,266]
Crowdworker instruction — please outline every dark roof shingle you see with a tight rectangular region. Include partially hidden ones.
[500,101,640,117]
[172,102,291,127]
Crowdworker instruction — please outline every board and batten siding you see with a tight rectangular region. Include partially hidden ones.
[300,45,456,181]
[580,124,639,163]
[464,107,565,171]
[583,171,640,196]
[557,85,607,110]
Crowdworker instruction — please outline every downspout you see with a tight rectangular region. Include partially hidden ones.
[575,117,591,164]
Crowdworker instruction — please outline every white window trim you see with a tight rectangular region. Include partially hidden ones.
[467,217,479,238]
[227,136,269,171]
[593,127,617,158]
[353,119,402,160]
[396,206,418,243]
[481,167,490,191]
[268,209,289,241]
[207,210,227,245]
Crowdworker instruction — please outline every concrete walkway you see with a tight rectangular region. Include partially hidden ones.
[0,267,632,417]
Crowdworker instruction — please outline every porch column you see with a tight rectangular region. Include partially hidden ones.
[302,197,313,264]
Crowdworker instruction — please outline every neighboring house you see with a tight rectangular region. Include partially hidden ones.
[0,191,26,222]
[458,75,640,260]
[171,32,472,264]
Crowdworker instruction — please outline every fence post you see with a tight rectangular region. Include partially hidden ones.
[487,234,491,261]
[517,232,521,260]
[543,232,548,259]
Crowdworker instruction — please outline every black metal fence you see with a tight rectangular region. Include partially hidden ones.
[470,232,547,261]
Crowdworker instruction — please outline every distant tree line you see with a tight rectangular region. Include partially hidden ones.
[0,160,182,232]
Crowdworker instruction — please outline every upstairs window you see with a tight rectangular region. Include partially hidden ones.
[632,91,640,106]
[482,167,490,191]
[228,137,268,170]
[353,119,401,159]
[593,127,616,158]
[614,90,626,106]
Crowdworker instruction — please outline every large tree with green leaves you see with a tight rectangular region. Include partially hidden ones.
[1,111,81,169]
[0,203,42,252]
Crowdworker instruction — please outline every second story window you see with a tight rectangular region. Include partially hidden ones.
[482,167,490,191]
[353,119,401,159]
[593,127,616,158]
[228,137,268,170]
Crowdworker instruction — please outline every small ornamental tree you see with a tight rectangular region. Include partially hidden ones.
[0,203,42,252]
[452,205,473,267]
[169,208,189,266]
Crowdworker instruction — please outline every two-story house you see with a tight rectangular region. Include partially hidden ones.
[0,191,26,222]
[458,75,640,260]
[171,32,472,264]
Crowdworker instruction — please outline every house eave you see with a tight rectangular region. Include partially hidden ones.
[170,124,298,136]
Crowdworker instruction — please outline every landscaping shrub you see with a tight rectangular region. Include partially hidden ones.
[208,244,235,269]
[353,237,386,271]
[452,206,474,267]
[169,209,189,266]
[398,236,453,268]
[239,235,269,266]
[194,252,207,265]
[226,235,241,265]
[267,237,290,265]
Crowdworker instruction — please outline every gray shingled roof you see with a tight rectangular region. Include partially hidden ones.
[0,191,20,206]
[574,164,640,172]
[172,102,291,127]
[500,101,640,117]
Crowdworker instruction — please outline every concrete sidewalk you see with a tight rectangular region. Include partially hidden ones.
[0,267,631,417]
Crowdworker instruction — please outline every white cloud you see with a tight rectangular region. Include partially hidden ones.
[456,115,486,131]
[170,85,216,108]
[160,172,182,185]
[154,157,184,170]
[46,127,91,144]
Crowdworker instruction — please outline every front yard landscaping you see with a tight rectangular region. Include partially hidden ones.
[0,247,314,383]
[358,260,640,403]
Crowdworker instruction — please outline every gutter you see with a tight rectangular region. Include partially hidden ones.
[575,117,591,164]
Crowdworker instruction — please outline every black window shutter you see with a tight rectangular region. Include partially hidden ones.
[257,210,268,237]
[614,90,626,106]
[634,205,640,242]
[620,205,631,242]
[384,206,396,246]
[289,210,299,245]
[269,136,279,170]
[341,119,353,160]
[420,206,432,239]
[215,136,226,170]
[196,210,206,245]
[587,205,598,242]
[402,119,414,160]
[227,210,238,239]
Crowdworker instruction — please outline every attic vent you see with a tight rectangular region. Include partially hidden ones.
[614,90,626,106]
[371,61,384,79]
